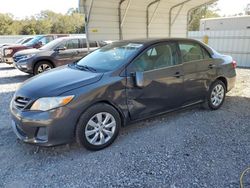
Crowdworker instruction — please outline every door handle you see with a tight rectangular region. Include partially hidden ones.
[208,64,215,69]
[174,71,182,78]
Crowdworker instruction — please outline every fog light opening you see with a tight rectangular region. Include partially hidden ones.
[36,127,48,141]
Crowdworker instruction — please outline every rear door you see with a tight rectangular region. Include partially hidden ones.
[126,42,184,120]
[179,41,216,104]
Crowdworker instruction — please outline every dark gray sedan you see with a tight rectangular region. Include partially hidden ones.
[13,36,106,75]
[10,38,236,150]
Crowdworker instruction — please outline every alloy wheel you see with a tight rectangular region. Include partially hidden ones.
[37,64,52,74]
[211,84,225,107]
[85,112,116,146]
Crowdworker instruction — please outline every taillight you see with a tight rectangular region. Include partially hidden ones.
[232,60,237,69]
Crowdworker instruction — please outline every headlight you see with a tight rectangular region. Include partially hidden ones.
[30,95,74,111]
[18,54,36,61]
[4,49,13,56]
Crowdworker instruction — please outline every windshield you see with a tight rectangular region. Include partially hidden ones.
[76,42,143,72]
[15,38,25,44]
[24,36,42,47]
[40,38,64,50]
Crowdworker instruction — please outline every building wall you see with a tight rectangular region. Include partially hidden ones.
[189,30,250,67]
[200,16,250,31]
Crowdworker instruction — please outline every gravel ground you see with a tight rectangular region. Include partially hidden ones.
[0,63,250,188]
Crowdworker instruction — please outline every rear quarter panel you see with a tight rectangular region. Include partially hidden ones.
[212,53,236,91]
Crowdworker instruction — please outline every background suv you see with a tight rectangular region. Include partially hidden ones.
[0,37,33,63]
[2,34,68,64]
[13,36,107,74]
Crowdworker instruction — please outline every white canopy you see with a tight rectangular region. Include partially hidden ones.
[79,0,217,40]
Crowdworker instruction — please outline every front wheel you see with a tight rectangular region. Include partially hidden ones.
[76,103,121,151]
[202,80,226,110]
[34,61,53,75]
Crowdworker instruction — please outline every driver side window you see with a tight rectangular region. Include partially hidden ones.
[129,43,179,72]
[38,37,47,46]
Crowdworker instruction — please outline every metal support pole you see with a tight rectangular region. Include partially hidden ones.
[83,0,94,52]
[121,0,132,27]
[146,0,161,38]
[169,0,192,37]
[118,0,127,40]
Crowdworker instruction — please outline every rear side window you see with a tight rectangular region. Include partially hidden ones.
[90,41,98,48]
[179,42,210,62]
[80,39,87,48]
[129,43,180,72]
[81,41,98,48]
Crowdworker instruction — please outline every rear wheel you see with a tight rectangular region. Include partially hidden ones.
[34,61,53,75]
[76,103,121,151]
[202,80,226,110]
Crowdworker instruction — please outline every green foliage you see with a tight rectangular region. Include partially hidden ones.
[188,4,220,31]
[0,13,14,35]
[0,9,85,35]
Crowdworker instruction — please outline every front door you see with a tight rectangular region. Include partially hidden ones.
[126,42,184,120]
[54,39,81,66]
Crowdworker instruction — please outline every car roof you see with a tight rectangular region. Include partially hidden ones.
[114,38,214,55]
[118,38,201,45]
[58,36,86,40]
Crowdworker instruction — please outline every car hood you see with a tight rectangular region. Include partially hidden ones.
[0,43,15,47]
[14,49,41,56]
[5,44,25,48]
[16,65,103,98]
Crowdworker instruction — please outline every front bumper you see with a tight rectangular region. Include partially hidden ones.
[13,60,33,74]
[10,102,79,146]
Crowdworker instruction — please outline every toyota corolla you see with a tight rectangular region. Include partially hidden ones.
[10,38,236,150]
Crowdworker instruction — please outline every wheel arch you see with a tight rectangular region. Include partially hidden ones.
[93,100,126,126]
[215,76,228,92]
[34,59,55,70]
[76,100,127,131]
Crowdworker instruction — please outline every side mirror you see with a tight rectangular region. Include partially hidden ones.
[55,46,67,51]
[134,71,144,88]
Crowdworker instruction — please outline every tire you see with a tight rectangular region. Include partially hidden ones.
[202,80,226,110]
[76,103,121,151]
[34,61,53,75]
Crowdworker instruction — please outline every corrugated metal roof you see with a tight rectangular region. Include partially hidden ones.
[79,0,217,40]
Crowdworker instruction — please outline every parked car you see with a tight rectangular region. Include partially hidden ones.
[13,36,107,75]
[2,34,68,64]
[10,38,236,150]
[0,36,33,63]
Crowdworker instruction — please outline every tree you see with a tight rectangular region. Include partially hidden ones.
[0,13,14,35]
[0,8,85,35]
[188,3,220,31]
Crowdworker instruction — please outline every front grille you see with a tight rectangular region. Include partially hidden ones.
[14,96,30,110]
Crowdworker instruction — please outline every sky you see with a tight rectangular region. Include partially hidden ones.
[0,0,79,19]
[0,0,249,18]
[216,0,249,16]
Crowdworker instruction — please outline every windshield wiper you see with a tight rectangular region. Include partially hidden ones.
[75,64,96,72]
